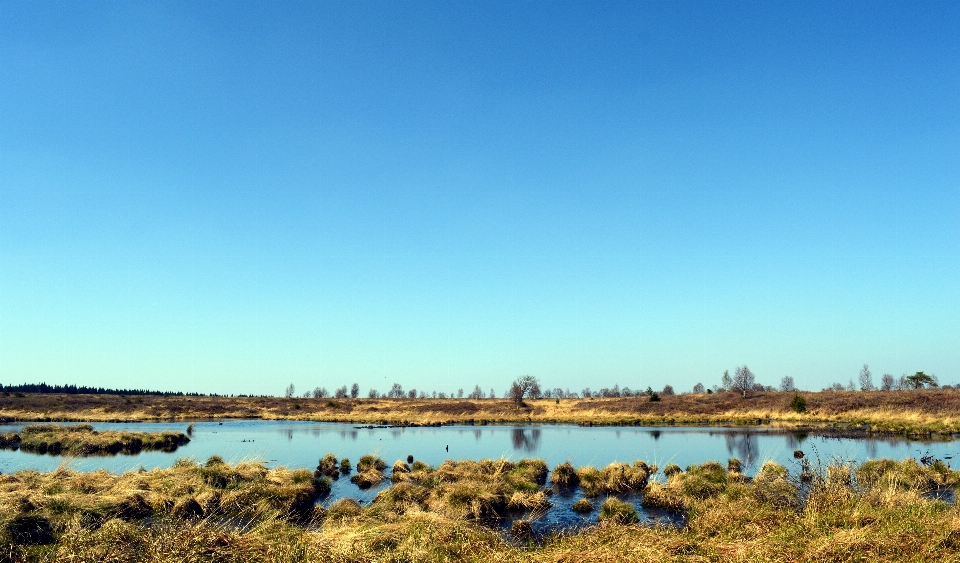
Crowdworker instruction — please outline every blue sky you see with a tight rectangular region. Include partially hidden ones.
[2,1,958,396]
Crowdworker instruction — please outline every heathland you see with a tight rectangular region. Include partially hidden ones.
[1,453,958,562]
[2,389,959,437]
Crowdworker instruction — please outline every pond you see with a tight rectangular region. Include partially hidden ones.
[2,421,957,534]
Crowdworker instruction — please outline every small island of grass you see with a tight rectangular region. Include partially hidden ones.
[0,424,190,456]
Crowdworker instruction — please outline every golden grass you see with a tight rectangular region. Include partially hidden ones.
[0,424,189,456]
[2,455,960,562]
[4,389,960,437]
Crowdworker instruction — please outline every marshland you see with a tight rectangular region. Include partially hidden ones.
[3,388,960,437]
[2,450,959,562]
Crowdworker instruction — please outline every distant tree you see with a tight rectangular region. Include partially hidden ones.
[880,373,894,391]
[334,385,348,399]
[779,376,796,393]
[489,388,496,399]
[509,375,540,407]
[312,387,329,399]
[721,370,732,391]
[906,371,935,389]
[846,379,856,391]
[828,382,844,391]
[692,382,705,394]
[859,364,874,391]
[408,389,417,399]
[438,392,448,399]
[552,388,565,399]
[582,388,592,399]
[302,391,311,398]
[469,385,484,400]
[731,366,755,398]
[649,392,660,402]
[457,388,464,399]
[661,385,675,396]
[284,383,296,398]
[529,380,542,400]
[896,375,907,390]
[419,391,427,398]
[350,383,359,399]
[367,389,379,399]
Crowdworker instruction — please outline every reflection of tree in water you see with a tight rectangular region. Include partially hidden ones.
[724,432,759,467]
[785,432,809,450]
[650,431,661,441]
[511,428,542,452]
[474,429,482,441]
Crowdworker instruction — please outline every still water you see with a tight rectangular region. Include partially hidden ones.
[2,421,956,531]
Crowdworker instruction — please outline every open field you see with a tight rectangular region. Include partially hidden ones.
[2,389,960,437]
[1,455,958,562]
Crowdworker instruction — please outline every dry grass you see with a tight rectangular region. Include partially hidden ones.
[0,424,189,456]
[2,455,960,561]
[4,389,960,436]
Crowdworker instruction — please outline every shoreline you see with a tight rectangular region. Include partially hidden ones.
[2,389,959,440]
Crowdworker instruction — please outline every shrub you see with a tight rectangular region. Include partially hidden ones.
[549,461,579,487]
[357,455,387,472]
[316,453,339,477]
[510,519,533,539]
[598,498,639,524]
[571,498,593,513]
[790,394,807,413]
[649,392,661,402]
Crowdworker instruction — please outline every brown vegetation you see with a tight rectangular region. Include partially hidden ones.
[0,424,189,456]
[1,455,958,561]
[2,389,960,436]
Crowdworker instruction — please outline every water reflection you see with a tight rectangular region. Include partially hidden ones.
[724,432,759,467]
[511,428,542,452]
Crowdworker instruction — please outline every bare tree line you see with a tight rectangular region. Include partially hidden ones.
[283,364,951,400]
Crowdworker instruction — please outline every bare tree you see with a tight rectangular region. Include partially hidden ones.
[333,385,348,399]
[367,388,379,399]
[859,364,874,391]
[312,387,329,399]
[408,389,417,399]
[489,388,496,399]
[581,387,592,399]
[661,384,675,396]
[692,382,705,394]
[302,391,311,398]
[721,370,732,391]
[284,383,296,398]
[509,375,540,407]
[469,385,484,399]
[457,388,464,398]
[387,383,404,398]
[779,376,796,392]
[350,383,359,399]
[731,366,755,398]
[880,373,895,391]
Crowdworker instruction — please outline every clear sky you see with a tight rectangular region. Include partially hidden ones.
[2,1,958,396]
